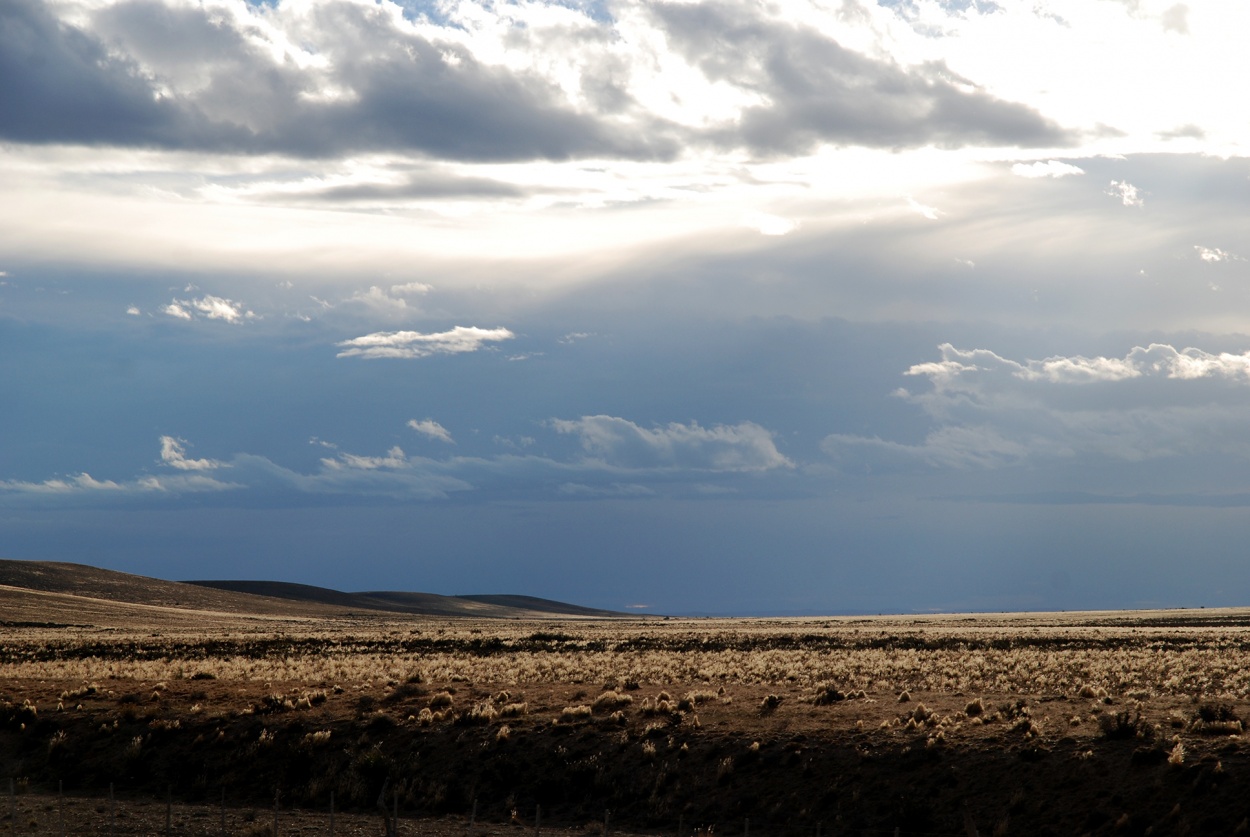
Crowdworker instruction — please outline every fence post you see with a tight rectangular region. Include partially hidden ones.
[58,780,64,837]
[220,788,226,837]
[330,791,335,837]
[393,786,399,837]
[535,804,541,837]
[165,787,172,837]
[470,797,477,829]
[677,814,683,837]
[274,789,280,837]
[10,778,16,837]
[109,783,115,837]
[744,817,749,837]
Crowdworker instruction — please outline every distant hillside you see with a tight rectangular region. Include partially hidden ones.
[187,580,632,619]
[456,593,625,618]
[0,558,635,623]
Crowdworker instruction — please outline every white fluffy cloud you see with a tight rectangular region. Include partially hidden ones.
[551,415,793,472]
[1108,179,1144,207]
[336,326,515,359]
[408,419,454,444]
[163,295,252,323]
[159,436,221,471]
[740,212,798,236]
[1195,245,1239,262]
[826,342,1250,471]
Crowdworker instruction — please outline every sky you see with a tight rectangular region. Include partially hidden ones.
[3,0,1250,615]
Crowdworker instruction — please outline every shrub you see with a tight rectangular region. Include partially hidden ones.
[592,691,633,713]
[812,685,846,705]
[558,705,593,724]
[1098,710,1153,741]
[1189,705,1242,736]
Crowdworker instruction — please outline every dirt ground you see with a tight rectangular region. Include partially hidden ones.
[5,675,1250,837]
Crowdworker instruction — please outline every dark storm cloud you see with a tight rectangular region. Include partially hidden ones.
[650,2,1073,153]
[1,0,1071,162]
[0,0,240,148]
[1,0,676,161]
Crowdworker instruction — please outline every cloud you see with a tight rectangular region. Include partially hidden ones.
[558,481,655,497]
[408,419,455,444]
[322,446,409,471]
[2,0,1083,166]
[649,1,1072,154]
[163,295,252,323]
[346,286,409,315]
[905,195,941,220]
[0,470,237,501]
[1161,3,1189,34]
[551,415,793,472]
[1108,179,1144,207]
[1195,246,1239,263]
[1011,160,1085,178]
[391,282,433,296]
[740,212,798,236]
[190,295,252,323]
[825,342,1250,472]
[159,436,221,471]
[0,0,236,149]
[126,305,141,316]
[336,326,515,359]
[2,0,672,162]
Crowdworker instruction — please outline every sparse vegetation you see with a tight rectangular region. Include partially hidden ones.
[9,587,1250,835]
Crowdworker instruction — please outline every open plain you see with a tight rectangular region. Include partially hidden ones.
[5,563,1250,835]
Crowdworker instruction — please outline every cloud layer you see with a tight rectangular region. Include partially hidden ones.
[336,326,514,359]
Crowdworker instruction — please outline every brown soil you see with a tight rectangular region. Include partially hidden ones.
[4,676,1249,837]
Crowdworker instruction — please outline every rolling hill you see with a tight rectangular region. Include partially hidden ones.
[0,558,635,626]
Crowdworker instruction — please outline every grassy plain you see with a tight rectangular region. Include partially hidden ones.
[6,576,1250,834]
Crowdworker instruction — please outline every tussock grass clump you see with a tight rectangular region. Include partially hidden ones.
[639,697,675,717]
[60,684,98,701]
[462,700,498,724]
[964,698,985,717]
[302,729,332,747]
[558,704,593,724]
[592,690,633,713]
[759,694,783,713]
[383,682,425,705]
[498,702,528,718]
[427,691,454,710]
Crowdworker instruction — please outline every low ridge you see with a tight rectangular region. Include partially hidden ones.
[0,558,634,623]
